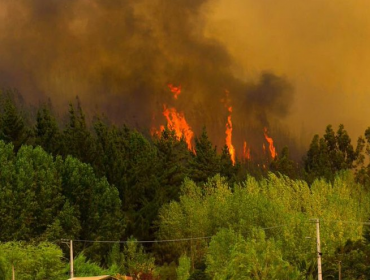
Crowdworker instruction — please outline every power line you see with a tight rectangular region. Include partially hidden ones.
[72,236,213,244]
[64,219,370,245]
[320,219,370,225]
[69,224,290,245]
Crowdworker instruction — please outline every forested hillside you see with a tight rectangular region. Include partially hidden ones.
[1,90,370,279]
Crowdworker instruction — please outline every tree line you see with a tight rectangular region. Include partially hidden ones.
[2,88,370,279]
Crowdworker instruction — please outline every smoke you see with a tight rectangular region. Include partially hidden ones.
[206,0,370,145]
[0,0,296,158]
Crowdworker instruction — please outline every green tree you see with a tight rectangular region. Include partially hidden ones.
[0,93,29,151]
[323,239,370,279]
[270,146,299,179]
[123,238,156,278]
[304,124,357,183]
[219,145,238,183]
[0,142,64,241]
[206,228,301,280]
[58,156,124,250]
[62,99,96,164]
[355,127,370,188]
[189,127,220,183]
[0,242,65,280]
[176,254,191,280]
[72,253,108,277]
[154,128,191,203]
[34,105,62,155]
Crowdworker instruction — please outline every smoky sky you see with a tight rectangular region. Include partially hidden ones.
[206,0,370,146]
[0,0,295,157]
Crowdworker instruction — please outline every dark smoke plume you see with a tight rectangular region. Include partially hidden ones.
[0,0,295,157]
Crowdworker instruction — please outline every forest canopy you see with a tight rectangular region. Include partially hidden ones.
[1,89,370,279]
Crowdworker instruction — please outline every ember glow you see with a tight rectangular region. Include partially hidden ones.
[168,84,182,99]
[243,141,251,160]
[264,127,277,159]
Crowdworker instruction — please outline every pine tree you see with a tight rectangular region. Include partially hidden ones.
[34,105,61,155]
[304,124,357,183]
[270,146,298,179]
[0,93,29,151]
[189,127,220,183]
[219,145,238,182]
[155,127,192,202]
[62,98,96,163]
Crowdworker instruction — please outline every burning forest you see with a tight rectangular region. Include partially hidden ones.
[2,1,370,279]
[0,0,297,163]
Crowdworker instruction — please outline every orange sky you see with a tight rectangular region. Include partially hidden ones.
[205,0,370,141]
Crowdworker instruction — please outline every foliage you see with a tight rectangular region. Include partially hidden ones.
[304,124,358,184]
[123,238,156,277]
[0,142,64,241]
[0,91,30,151]
[270,146,299,179]
[72,253,108,277]
[206,228,301,279]
[323,239,370,279]
[176,254,191,280]
[0,140,124,263]
[156,172,370,277]
[189,127,220,183]
[0,241,66,280]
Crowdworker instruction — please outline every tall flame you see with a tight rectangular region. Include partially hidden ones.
[225,106,235,165]
[162,105,194,150]
[264,127,277,158]
[168,84,181,99]
[243,141,251,160]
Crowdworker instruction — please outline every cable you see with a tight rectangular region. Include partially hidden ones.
[319,219,370,225]
[70,224,290,244]
[261,224,289,230]
[64,219,369,245]
[72,236,213,244]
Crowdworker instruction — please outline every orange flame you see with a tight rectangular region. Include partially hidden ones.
[225,106,235,165]
[243,141,251,160]
[221,90,235,165]
[168,84,181,99]
[162,105,193,150]
[264,127,277,158]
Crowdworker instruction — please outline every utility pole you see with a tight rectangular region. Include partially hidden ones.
[61,239,74,278]
[70,240,74,278]
[315,219,323,280]
[338,261,341,280]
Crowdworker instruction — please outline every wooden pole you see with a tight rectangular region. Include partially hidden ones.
[12,264,15,280]
[70,240,74,278]
[338,261,341,280]
[316,219,323,280]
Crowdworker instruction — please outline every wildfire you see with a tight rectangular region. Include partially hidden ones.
[152,84,194,150]
[243,141,251,160]
[162,105,194,150]
[225,106,236,165]
[168,84,181,99]
[264,127,277,159]
[152,84,278,164]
